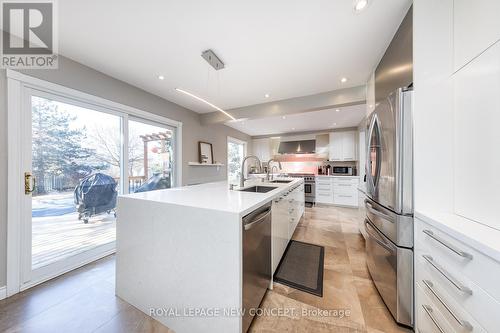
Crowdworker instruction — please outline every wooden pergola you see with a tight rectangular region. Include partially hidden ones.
[139,132,172,180]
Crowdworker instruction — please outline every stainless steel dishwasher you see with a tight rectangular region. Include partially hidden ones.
[242,202,272,333]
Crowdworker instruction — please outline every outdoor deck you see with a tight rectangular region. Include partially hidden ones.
[32,193,116,269]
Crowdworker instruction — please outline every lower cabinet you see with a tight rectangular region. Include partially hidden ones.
[315,177,359,207]
[415,217,500,333]
[271,183,304,274]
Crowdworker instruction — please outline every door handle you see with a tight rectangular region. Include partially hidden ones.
[422,279,473,331]
[422,305,446,333]
[422,255,472,295]
[422,229,473,259]
[244,209,271,231]
[365,201,394,222]
[24,172,36,195]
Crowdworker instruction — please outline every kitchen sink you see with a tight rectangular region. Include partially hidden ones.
[239,186,277,193]
[269,180,293,183]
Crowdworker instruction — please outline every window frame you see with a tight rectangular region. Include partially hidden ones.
[227,136,248,182]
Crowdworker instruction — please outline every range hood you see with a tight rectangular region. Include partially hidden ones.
[278,140,315,154]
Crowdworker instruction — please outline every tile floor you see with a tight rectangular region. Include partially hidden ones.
[0,204,411,333]
[250,204,412,333]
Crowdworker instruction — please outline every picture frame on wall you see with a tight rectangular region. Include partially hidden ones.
[199,141,214,164]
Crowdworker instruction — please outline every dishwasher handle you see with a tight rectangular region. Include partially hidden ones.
[244,206,272,231]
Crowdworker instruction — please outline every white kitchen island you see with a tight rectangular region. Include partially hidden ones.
[115,178,304,333]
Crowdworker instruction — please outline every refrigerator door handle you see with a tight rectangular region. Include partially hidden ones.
[365,200,395,223]
[366,115,376,194]
[366,114,382,195]
[364,220,394,252]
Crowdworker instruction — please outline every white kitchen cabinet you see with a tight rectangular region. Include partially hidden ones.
[329,132,343,161]
[415,217,500,333]
[315,176,358,207]
[269,137,280,157]
[341,131,356,160]
[332,178,358,207]
[454,41,500,231]
[271,183,304,274]
[454,0,500,71]
[315,176,334,204]
[272,196,288,274]
[286,183,304,240]
[329,131,357,161]
[252,138,270,162]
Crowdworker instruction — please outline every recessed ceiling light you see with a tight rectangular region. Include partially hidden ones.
[341,77,348,83]
[264,93,270,98]
[291,127,296,130]
[353,0,369,12]
[282,116,286,120]
[333,123,337,126]
[158,75,165,80]
[175,88,236,120]
[335,109,340,112]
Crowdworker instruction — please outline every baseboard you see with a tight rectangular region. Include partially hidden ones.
[0,286,6,300]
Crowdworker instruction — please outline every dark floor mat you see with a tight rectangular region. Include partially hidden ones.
[274,240,324,297]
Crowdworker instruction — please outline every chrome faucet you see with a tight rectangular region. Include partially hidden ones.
[270,165,279,181]
[240,155,262,188]
[266,159,282,181]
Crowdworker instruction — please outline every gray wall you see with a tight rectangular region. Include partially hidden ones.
[0,57,251,287]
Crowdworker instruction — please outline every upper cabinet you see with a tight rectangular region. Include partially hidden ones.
[453,41,500,231]
[252,138,270,162]
[454,0,500,71]
[329,131,357,161]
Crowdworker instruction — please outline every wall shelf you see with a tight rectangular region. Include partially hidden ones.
[188,162,224,170]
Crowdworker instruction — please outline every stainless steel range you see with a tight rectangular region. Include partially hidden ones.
[287,173,315,204]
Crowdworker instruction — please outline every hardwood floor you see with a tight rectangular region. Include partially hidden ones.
[0,204,411,333]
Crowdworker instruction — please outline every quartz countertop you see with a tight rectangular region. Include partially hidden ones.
[415,210,500,263]
[119,178,303,217]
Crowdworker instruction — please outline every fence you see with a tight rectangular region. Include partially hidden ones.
[35,174,73,194]
[34,174,147,195]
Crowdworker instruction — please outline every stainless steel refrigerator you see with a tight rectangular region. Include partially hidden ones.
[364,87,414,327]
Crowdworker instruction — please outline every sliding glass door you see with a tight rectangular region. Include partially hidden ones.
[127,118,176,193]
[20,88,178,287]
[28,93,121,283]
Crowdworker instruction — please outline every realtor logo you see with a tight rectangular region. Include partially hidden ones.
[1,0,58,68]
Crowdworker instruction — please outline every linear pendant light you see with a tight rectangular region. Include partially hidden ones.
[175,88,236,120]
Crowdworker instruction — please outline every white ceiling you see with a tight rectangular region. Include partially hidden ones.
[58,0,411,113]
[226,104,366,136]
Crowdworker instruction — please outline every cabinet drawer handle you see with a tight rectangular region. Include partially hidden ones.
[338,195,352,198]
[422,229,473,260]
[422,280,473,331]
[336,184,351,187]
[318,193,330,196]
[422,255,472,295]
[422,305,446,333]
